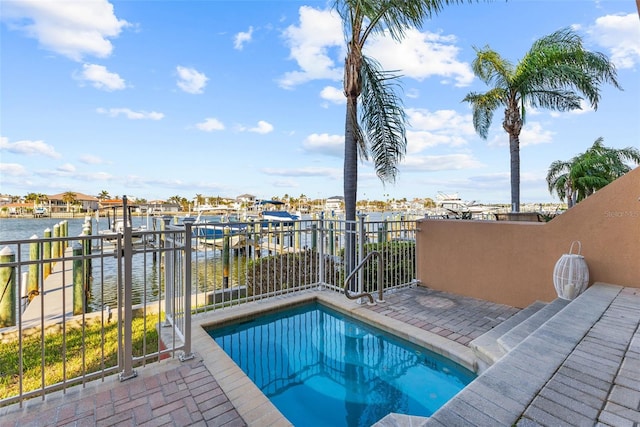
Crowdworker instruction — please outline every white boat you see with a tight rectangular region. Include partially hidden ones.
[254,200,300,226]
[188,209,248,248]
[434,192,490,219]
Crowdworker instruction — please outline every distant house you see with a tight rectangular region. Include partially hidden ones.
[99,199,127,209]
[48,192,99,213]
[236,194,256,205]
[325,196,344,212]
[147,200,180,214]
[1,202,31,216]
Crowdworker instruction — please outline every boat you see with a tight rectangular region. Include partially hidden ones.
[434,192,491,219]
[189,209,248,248]
[253,200,300,226]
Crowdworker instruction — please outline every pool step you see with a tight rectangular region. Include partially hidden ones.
[469,301,547,372]
[497,298,570,352]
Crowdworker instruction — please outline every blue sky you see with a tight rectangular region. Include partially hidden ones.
[1,0,638,204]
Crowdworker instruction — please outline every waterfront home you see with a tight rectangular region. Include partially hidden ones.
[47,192,99,213]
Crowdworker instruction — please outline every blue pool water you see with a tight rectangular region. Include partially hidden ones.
[208,302,476,426]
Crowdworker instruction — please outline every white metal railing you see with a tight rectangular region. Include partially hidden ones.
[0,211,417,406]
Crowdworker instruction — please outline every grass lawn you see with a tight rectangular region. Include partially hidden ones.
[0,314,160,400]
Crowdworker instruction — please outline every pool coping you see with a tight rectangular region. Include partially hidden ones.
[191,288,479,426]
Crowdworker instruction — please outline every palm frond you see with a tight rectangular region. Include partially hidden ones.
[471,46,514,87]
[515,27,621,112]
[462,88,505,139]
[547,137,639,205]
[335,0,462,47]
[359,55,407,183]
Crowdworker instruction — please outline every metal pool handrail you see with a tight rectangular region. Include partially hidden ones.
[343,250,384,305]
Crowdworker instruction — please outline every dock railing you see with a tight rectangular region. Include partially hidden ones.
[0,214,417,407]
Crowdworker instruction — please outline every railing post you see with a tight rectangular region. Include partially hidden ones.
[119,196,137,381]
[162,216,174,327]
[82,221,92,299]
[311,223,317,251]
[357,214,366,302]
[318,215,325,288]
[181,219,194,361]
[328,221,335,256]
[223,226,230,289]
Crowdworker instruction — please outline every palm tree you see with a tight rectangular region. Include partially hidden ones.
[547,137,640,207]
[194,194,205,208]
[97,190,110,200]
[168,195,188,211]
[337,0,453,274]
[62,191,77,213]
[463,28,620,212]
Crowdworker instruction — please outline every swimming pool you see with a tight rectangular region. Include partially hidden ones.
[207,302,475,426]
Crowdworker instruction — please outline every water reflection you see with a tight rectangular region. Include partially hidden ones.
[210,303,475,426]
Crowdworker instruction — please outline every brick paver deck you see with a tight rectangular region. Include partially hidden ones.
[0,357,244,427]
[1,285,638,426]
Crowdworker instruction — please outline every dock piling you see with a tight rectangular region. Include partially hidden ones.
[28,235,40,300]
[43,228,52,278]
[53,223,61,262]
[72,241,84,315]
[0,246,16,327]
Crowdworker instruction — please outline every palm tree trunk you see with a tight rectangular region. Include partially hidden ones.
[509,133,520,212]
[504,105,523,213]
[344,95,358,284]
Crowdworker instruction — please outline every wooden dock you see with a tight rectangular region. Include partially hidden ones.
[21,248,75,329]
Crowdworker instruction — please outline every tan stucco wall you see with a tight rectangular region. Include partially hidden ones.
[416,167,640,308]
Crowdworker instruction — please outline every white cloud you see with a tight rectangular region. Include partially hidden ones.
[302,133,343,157]
[234,26,253,50]
[261,166,341,179]
[0,163,28,176]
[488,121,555,148]
[320,86,345,105]
[248,121,274,134]
[57,163,76,173]
[0,136,62,158]
[77,63,125,91]
[406,88,420,99]
[196,118,225,132]
[278,6,343,88]
[97,107,164,120]
[1,0,129,61]
[176,66,208,94]
[368,29,474,87]
[518,122,555,147]
[401,154,484,172]
[79,154,106,164]
[405,108,476,153]
[271,179,299,188]
[279,7,473,89]
[588,13,640,69]
[83,171,112,181]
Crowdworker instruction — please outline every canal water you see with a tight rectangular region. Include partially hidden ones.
[1,216,167,311]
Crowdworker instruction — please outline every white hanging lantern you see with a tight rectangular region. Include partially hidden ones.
[553,241,589,300]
